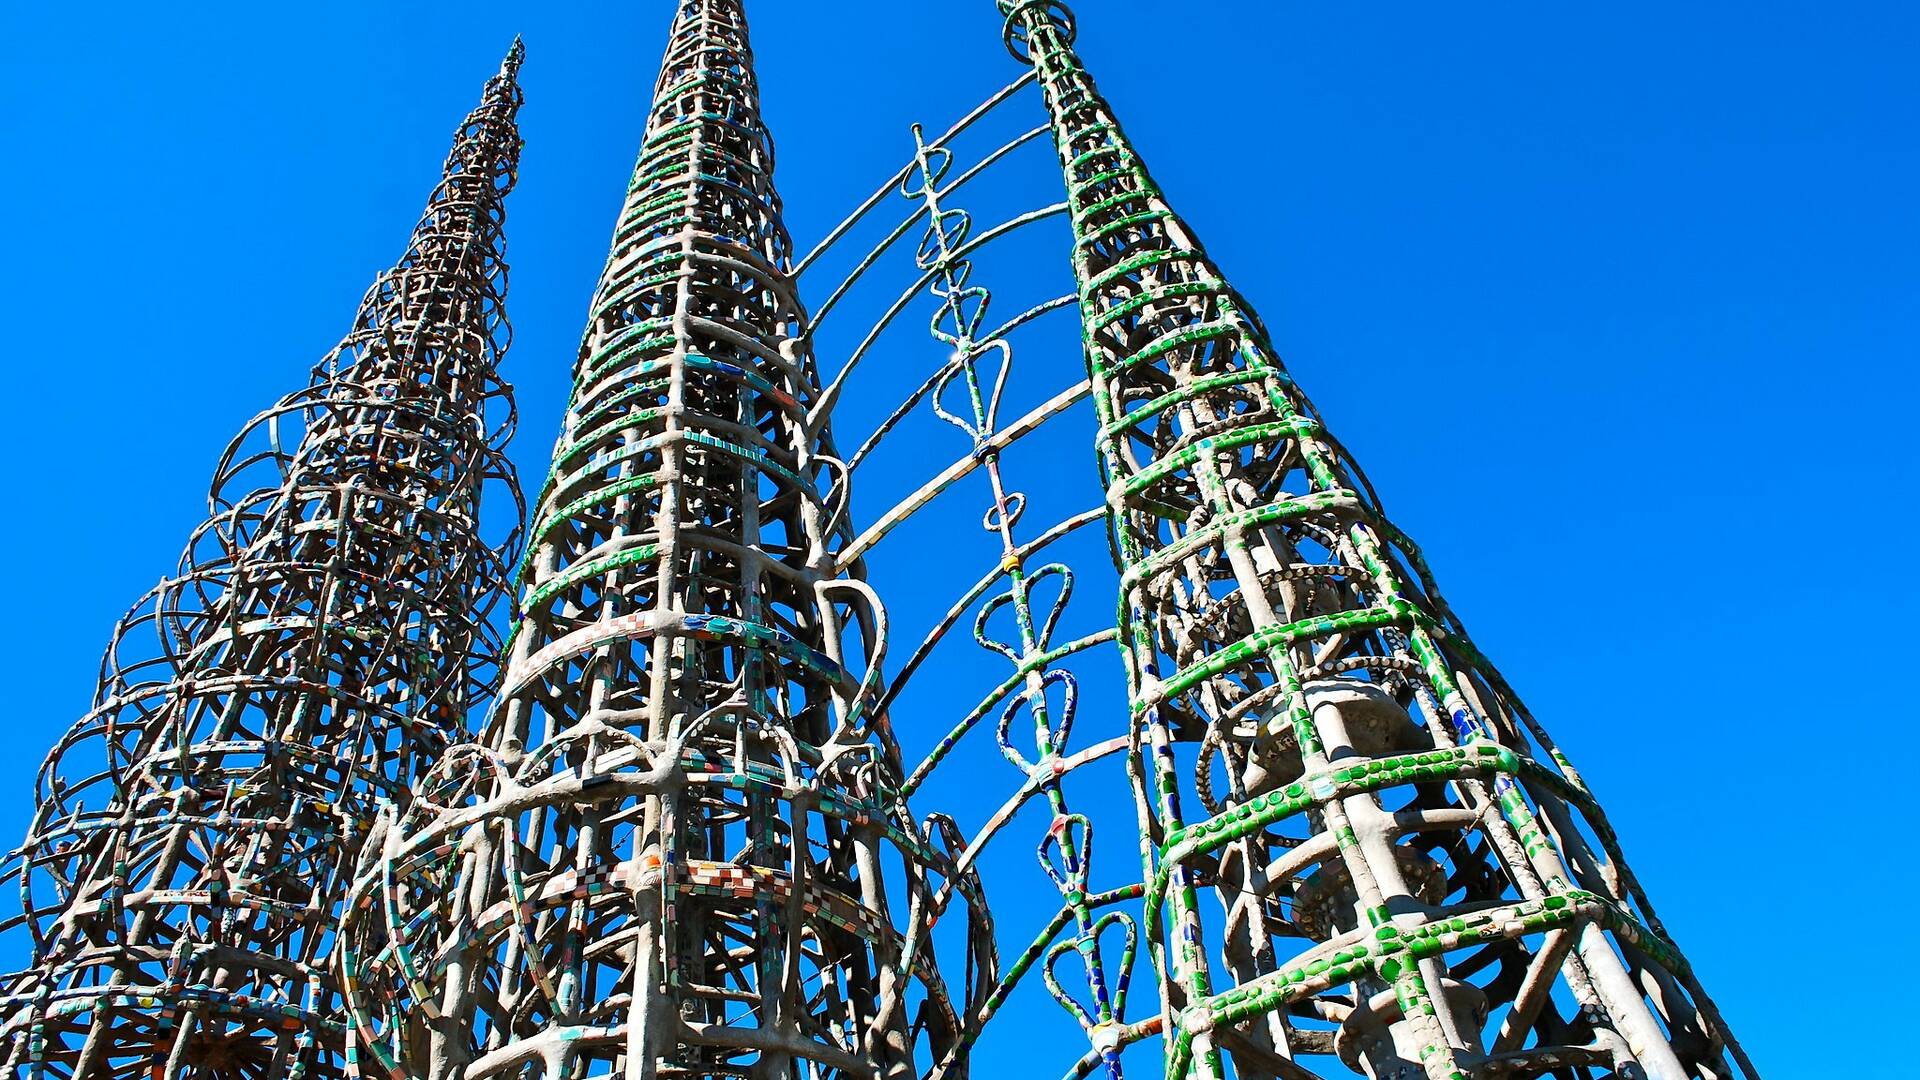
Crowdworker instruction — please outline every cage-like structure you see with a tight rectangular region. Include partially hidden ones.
[336,5,988,1078]
[0,46,526,1080]
[1001,5,1751,1076]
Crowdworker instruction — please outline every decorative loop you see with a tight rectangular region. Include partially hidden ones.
[1001,0,1078,63]
[975,562,1074,663]
[1041,909,1135,1033]
[900,139,953,199]
[1038,812,1093,895]
[983,490,1026,533]
[994,667,1079,771]
[916,207,975,271]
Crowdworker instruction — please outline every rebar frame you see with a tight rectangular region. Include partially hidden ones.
[0,46,527,1080]
[336,5,984,1078]
[843,125,1132,1080]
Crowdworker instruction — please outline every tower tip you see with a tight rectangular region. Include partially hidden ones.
[502,35,525,77]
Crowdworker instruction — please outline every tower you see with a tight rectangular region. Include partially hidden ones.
[0,45,526,1080]
[993,2,1755,1077]
[337,4,979,1079]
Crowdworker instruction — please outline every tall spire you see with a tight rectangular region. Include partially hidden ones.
[996,3,1752,1078]
[0,43,526,1080]
[338,5,975,1079]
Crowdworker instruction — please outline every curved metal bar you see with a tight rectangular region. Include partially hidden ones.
[808,202,1070,434]
[878,506,1102,715]
[830,118,1144,1080]
[793,71,1037,278]
[803,123,1051,339]
[844,292,1076,475]
[836,377,1088,569]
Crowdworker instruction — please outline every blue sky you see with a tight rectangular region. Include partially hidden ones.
[3,2,1915,1075]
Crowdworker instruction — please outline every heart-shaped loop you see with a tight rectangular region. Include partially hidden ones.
[972,586,1024,662]
[930,340,1012,442]
[975,339,1013,436]
[1043,934,1099,1029]
[928,283,989,348]
[974,560,1074,674]
[930,355,986,439]
[1022,561,1074,654]
[1085,911,1139,1023]
[1041,909,1138,1032]
[1038,812,1093,895]
[994,667,1077,771]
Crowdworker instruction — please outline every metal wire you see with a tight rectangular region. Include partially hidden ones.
[0,42,527,1080]
[336,5,986,1078]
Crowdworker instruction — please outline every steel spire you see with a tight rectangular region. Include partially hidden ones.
[0,43,527,1080]
[338,5,979,1079]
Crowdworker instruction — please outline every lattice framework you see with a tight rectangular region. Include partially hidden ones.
[0,45,526,1080]
[337,5,987,1079]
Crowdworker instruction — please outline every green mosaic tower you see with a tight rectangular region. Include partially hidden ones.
[990,2,1757,1077]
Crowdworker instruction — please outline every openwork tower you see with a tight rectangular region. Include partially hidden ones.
[0,47,526,1080]
[996,2,1753,1077]
[338,4,976,1078]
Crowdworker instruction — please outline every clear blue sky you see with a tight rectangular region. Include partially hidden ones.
[3,2,1914,1075]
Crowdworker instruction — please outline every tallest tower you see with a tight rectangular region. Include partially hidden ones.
[341,4,974,1079]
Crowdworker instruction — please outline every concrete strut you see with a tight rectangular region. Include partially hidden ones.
[336,4,984,1079]
[0,44,528,1080]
